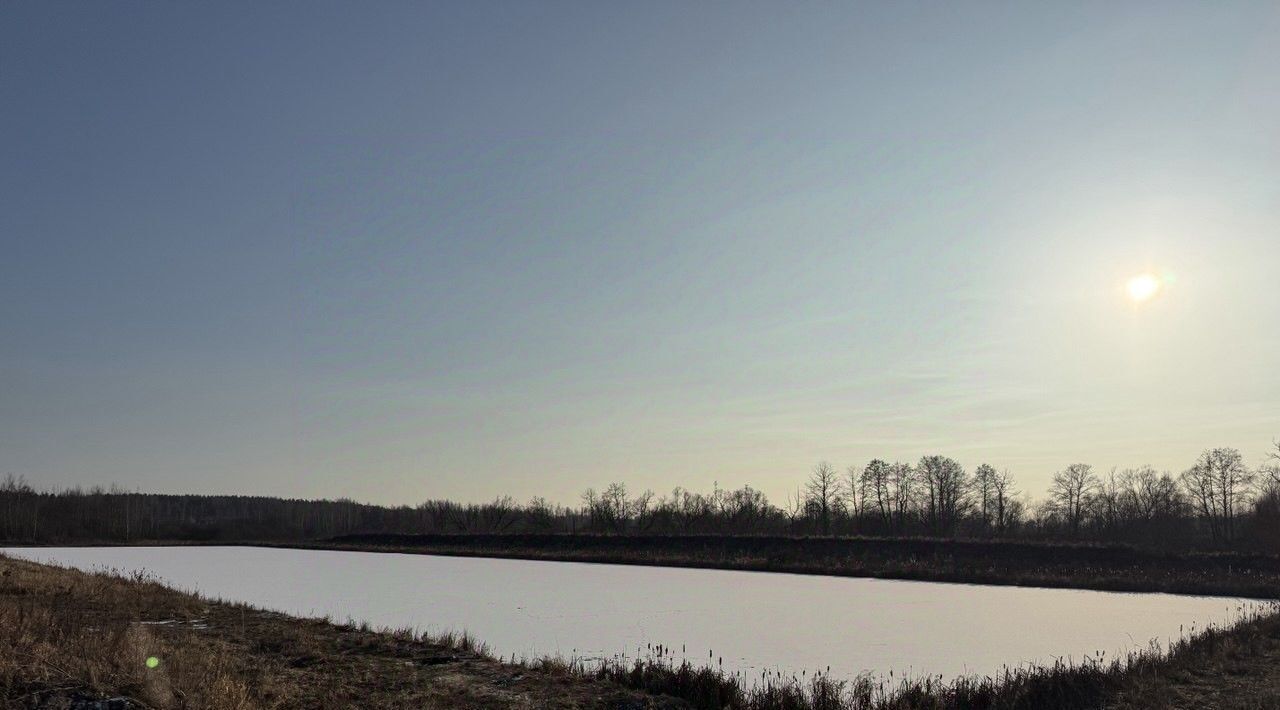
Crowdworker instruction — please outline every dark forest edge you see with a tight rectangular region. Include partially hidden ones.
[5,443,1280,550]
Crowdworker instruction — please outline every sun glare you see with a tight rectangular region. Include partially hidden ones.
[1126,273,1161,302]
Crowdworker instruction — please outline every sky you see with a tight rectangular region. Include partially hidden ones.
[2,2,1278,506]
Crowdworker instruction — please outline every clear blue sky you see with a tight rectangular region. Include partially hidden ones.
[3,2,1277,505]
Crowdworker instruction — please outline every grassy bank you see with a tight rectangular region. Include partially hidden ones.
[318,533,1280,599]
[579,601,1280,710]
[6,552,1280,709]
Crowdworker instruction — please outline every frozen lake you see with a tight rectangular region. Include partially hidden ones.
[5,545,1260,683]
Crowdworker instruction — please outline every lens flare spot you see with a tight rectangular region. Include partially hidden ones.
[1126,273,1160,302]
[146,656,160,669]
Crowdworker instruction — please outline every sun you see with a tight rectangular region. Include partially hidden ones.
[1126,273,1161,302]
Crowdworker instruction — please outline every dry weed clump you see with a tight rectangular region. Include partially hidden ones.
[0,561,261,708]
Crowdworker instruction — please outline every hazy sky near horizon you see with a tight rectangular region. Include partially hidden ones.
[3,2,1278,505]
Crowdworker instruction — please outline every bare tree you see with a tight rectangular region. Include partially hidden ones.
[806,462,841,535]
[1252,440,1280,545]
[525,496,557,531]
[481,495,519,532]
[631,489,657,532]
[1120,466,1183,522]
[1049,463,1097,535]
[582,482,634,533]
[888,462,916,533]
[1094,469,1125,534]
[860,459,893,529]
[669,487,712,533]
[917,455,967,535]
[1181,448,1254,543]
[990,468,1018,535]
[844,465,863,525]
[784,486,805,531]
[972,463,998,533]
[717,485,772,531]
[1264,439,1280,491]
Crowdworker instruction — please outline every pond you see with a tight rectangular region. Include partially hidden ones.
[5,545,1258,684]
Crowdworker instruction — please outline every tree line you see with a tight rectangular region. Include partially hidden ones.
[3,441,1278,549]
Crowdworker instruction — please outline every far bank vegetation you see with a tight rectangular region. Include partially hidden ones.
[4,442,1279,552]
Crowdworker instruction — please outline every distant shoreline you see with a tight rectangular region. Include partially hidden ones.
[10,533,1280,599]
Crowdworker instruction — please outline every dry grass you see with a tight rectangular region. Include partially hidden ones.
[568,601,1280,710]
[0,554,675,709]
[0,563,260,708]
